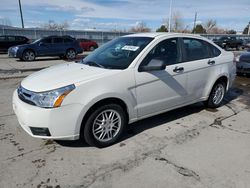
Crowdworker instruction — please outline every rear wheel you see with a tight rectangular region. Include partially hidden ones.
[22,50,35,61]
[204,82,226,108]
[83,104,126,147]
[65,49,76,60]
[89,46,95,51]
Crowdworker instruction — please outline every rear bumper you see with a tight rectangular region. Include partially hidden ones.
[13,90,84,140]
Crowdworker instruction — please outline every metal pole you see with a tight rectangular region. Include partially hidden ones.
[193,12,197,33]
[168,0,173,32]
[18,0,24,28]
[248,22,250,35]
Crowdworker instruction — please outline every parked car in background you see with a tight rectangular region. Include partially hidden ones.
[77,38,98,51]
[242,39,250,49]
[0,35,29,53]
[236,51,250,76]
[8,35,83,61]
[213,36,243,50]
[13,33,235,147]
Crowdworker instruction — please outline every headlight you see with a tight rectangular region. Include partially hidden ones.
[13,46,19,52]
[18,84,75,108]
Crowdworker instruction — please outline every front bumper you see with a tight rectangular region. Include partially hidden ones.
[8,48,19,58]
[12,90,84,140]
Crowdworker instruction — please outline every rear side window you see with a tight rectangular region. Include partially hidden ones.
[16,36,26,41]
[53,37,63,43]
[64,38,74,43]
[7,36,15,41]
[183,38,210,61]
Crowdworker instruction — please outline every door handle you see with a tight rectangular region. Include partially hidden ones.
[173,66,184,73]
[208,60,215,65]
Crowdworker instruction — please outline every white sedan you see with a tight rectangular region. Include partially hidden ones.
[13,33,236,147]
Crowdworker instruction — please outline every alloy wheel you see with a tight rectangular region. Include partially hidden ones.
[92,109,122,142]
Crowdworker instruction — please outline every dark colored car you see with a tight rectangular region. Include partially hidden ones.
[0,35,29,53]
[213,36,243,50]
[77,38,98,51]
[236,51,250,76]
[242,39,250,49]
[8,36,83,61]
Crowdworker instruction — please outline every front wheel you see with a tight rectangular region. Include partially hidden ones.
[204,82,226,108]
[83,104,126,147]
[22,50,35,61]
[65,49,76,60]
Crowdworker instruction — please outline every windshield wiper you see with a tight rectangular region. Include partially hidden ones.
[84,61,105,68]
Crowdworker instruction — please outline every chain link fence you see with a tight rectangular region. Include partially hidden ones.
[1,27,250,45]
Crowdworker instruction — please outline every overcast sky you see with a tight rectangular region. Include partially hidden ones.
[0,0,249,31]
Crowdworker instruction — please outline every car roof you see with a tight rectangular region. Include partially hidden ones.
[124,32,203,39]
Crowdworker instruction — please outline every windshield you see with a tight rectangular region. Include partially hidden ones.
[80,36,153,70]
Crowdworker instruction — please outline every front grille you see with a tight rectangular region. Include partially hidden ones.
[17,86,36,106]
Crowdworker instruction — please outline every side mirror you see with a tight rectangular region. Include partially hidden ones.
[138,59,166,72]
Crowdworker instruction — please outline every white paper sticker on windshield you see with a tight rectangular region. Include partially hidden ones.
[122,45,139,51]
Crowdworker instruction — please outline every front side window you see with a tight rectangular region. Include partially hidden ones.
[140,38,180,67]
[80,37,153,69]
[41,38,52,44]
[183,38,210,61]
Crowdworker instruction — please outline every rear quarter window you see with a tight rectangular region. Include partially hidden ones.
[208,43,221,57]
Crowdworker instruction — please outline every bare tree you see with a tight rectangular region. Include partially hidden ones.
[0,17,12,26]
[171,11,184,32]
[41,20,69,30]
[130,21,151,33]
[204,19,217,33]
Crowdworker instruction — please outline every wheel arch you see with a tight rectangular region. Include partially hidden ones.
[22,48,36,56]
[79,97,129,137]
[206,74,229,100]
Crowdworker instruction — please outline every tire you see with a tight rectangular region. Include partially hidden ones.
[89,46,95,51]
[22,50,35,61]
[204,82,226,108]
[83,104,126,147]
[65,49,76,60]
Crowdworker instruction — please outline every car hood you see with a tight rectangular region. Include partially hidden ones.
[21,62,119,92]
[13,43,35,49]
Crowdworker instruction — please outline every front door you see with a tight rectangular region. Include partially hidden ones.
[135,38,188,118]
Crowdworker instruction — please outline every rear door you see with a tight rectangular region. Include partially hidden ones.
[135,37,189,118]
[51,37,65,55]
[180,37,221,102]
